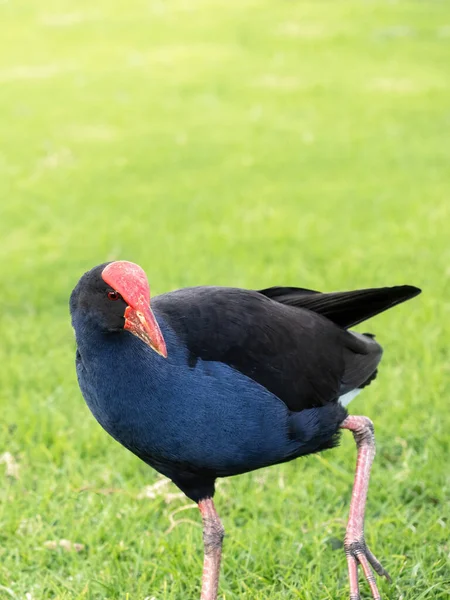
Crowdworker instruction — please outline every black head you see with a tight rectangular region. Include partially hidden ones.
[70,263,128,332]
[70,261,168,356]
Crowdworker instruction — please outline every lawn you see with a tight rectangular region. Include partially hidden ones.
[0,0,449,598]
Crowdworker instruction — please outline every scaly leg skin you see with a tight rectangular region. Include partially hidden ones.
[340,416,391,600]
[198,497,225,600]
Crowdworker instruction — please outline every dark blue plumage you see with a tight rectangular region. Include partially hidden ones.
[69,261,420,600]
[73,309,345,501]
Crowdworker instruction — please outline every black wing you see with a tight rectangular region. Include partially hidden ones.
[259,285,421,329]
[153,287,386,412]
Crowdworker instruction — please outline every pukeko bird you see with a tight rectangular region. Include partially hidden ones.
[70,261,420,600]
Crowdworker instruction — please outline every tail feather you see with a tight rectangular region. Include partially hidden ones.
[259,285,421,329]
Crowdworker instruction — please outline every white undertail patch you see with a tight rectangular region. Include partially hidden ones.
[338,389,362,407]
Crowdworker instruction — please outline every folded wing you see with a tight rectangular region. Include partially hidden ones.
[153,286,392,412]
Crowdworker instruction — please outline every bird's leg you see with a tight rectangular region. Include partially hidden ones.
[198,497,225,600]
[340,416,391,600]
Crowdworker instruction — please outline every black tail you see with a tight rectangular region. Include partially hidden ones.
[259,285,421,329]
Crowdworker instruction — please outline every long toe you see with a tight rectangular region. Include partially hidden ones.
[346,553,360,600]
[357,551,381,600]
[365,546,391,582]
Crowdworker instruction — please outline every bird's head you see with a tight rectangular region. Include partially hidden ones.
[70,261,167,358]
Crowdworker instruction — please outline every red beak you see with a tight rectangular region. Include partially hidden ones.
[101,261,168,358]
[124,303,167,358]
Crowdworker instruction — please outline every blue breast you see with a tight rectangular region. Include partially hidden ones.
[75,316,300,476]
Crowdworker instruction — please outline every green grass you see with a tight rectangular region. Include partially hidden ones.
[0,0,449,598]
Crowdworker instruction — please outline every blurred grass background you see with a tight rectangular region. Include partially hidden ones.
[0,0,449,598]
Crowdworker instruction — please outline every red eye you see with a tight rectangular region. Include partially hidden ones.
[107,290,121,301]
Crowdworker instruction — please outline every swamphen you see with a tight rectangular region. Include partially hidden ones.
[70,261,420,600]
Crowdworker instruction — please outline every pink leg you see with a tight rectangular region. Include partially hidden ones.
[198,498,225,600]
[340,416,391,600]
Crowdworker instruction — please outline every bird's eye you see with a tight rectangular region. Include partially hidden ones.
[107,290,121,301]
